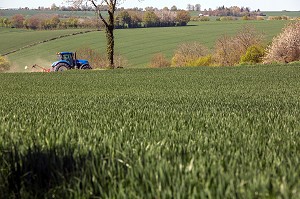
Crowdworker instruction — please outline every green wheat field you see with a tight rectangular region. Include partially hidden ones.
[0,65,299,198]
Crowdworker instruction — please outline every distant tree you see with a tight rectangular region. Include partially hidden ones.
[143,11,159,27]
[187,4,193,11]
[176,10,191,26]
[51,3,59,11]
[11,14,25,28]
[145,7,154,11]
[24,16,41,29]
[129,11,143,28]
[195,4,201,11]
[163,7,169,11]
[156,10,176,26]
[171,5,178,11]
[116,10,131,28]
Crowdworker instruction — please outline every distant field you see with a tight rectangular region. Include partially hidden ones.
[0,65,299,198]
[0,28,92,55]
[0,9,98,17]
[264,11,300,17]
[1,20,288,71]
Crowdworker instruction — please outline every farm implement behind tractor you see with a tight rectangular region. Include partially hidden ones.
[32,52,92,72]
[32,64,51,72]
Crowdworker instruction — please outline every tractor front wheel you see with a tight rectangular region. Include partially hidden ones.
[53,63,70,72]
[80,64,92,70]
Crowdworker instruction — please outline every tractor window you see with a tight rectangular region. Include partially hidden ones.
[62,54,72,60]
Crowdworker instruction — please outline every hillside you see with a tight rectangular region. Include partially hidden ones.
[1,20,288,71]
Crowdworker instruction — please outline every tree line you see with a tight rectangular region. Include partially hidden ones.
[0,10,191,30]
[201,6,265,17]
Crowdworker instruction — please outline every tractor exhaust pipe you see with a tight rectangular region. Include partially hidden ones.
[74,52,77,68]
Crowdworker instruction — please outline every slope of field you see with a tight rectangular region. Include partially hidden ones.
[0,65,299,198]
[0,9,99,17]
[3,20,287,71]
[264,11,300,17]
[0,28,92,55]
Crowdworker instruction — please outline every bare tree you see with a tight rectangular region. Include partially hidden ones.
[70,0,142,68]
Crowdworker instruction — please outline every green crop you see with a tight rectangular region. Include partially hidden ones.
[0,65,299,198]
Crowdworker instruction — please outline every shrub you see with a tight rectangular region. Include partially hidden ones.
[10,14,25,28]
[190,16,210,21]
[113,54,129,68]
[214,25,265,66]
[0,56,10,72]
[213,35,241,66]
[220,16,235,21]
[176,10,191,26]
[171,42,209,67]
[242,16,249,20]
[76,47,128,68]
[149,53,170,68]
[240,45,266,64]
[256,16,265,20]
[268,16,289,20]
[187,55,213,67]
[263,22,300,64]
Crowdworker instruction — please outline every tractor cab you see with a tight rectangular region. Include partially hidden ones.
[51,52,92,71]
[57,52,75,67]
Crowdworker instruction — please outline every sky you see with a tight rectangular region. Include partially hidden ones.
[0,0,299,11]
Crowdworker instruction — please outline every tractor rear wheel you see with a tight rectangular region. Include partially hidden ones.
[54,63,70,72]
[80,64,92,70]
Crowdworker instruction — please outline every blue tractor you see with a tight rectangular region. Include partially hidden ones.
[51,52,92,71]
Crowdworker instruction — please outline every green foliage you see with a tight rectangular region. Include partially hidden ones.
[187,55,213,66]
[0,56,10,72]
[0,66,300,198]
[176,10,191,26]
[171,42,209,67]
[116,11,132,28]
[242,15,249,20]
[143,11,159,27]
[190,16,210,21]
[240,45,266,64]
[220,16,235,21]
[268,16,290,20]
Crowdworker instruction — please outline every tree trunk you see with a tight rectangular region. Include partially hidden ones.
[107,9,115,69]
[106,25,114,69]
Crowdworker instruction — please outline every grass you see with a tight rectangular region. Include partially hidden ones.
[2,20,288,71]
[0,28,92,55]
[0,65,299,198]
[264,11,300,17]
[0,9,100,18]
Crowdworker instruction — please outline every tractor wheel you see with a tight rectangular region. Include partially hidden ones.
[80,64,92,70]
[53,63,70,72]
